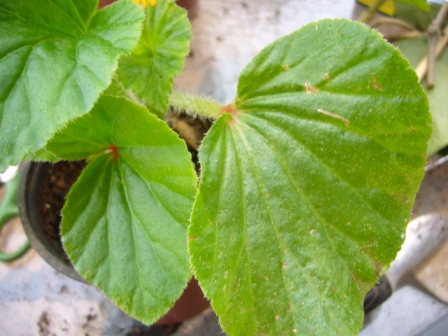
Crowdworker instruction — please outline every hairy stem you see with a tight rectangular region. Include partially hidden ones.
[169,91,223,119]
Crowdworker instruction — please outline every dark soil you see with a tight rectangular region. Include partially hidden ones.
[166,110,213,175]
[37,160,87,264]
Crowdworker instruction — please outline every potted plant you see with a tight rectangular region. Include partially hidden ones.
[0,0,432,335]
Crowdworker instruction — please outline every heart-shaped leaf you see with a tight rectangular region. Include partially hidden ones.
[189,19,431,335]
[0,0,144,172]
[117,0,191,118]
[47,96,197,325]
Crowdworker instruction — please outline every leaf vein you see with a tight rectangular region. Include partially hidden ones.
[239,114,379,282]
[233,123,329,329]
[117,160,160,300]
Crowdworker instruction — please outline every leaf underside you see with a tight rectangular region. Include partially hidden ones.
[117,0,191,118]
[189,19,431,335]
[47,96,197,325]
[0,0,144,172]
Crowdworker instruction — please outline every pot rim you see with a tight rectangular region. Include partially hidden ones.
[18,161,86,283]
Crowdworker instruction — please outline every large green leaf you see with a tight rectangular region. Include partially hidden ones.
[0,0,144,172]
[189,19,431,335]
[47,96,197,325]
[117,0,191,118]
[394,36,448,155]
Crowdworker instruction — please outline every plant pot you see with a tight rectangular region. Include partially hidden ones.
[19,161,87,282]
[155,277,209,325]
[176,0,199,19]
[18,160,210,325]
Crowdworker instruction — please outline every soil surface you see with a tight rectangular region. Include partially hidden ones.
[166,110,213,175]
[38,160,87,264]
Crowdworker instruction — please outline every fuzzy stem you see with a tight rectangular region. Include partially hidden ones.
[169,91,223,119]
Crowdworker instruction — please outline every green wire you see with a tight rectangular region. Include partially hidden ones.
[0,172,31,262]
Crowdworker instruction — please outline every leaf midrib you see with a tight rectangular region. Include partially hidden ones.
[117,160,160,303]
[231,122,334,333]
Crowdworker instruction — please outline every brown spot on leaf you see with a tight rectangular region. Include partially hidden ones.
[317,109,349,127]
[305,82,319,93]
[372,78,382,91]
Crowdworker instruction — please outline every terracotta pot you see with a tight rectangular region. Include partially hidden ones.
[176,0,199,19]
[19,161,209,325]
[156,277,209,325]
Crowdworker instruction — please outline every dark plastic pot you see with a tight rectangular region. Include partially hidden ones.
[19,161,85,282]
[19,161,210,325]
